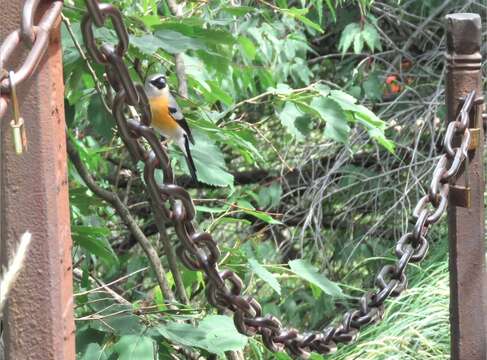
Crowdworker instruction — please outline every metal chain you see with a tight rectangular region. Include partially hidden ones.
[80,1,475,357]
[0,0,63,120]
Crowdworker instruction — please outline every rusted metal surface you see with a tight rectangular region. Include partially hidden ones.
[0,1,75,359]
[445,13,486,360]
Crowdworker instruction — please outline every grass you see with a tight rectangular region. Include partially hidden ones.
[254,240,451,360]
[331,243,450,360]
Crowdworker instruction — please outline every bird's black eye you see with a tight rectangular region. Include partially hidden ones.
[150,77,166,89]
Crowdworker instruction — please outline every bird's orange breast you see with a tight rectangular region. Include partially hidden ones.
[149,96,179,133]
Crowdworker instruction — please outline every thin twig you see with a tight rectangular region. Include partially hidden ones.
[75,267,148,297]
[73,268,131,306]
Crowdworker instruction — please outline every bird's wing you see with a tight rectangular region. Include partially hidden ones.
[168,92,194,144]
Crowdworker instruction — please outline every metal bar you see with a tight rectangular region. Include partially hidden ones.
[445,13,486,360]
[0,1,75,359]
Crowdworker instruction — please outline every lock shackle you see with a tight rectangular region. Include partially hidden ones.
[8,71,21,124]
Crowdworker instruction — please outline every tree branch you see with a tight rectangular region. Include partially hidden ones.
[67,139,176,305]
[166,0,188,97]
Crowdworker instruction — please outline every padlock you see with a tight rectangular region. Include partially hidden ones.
[8,71,27,154]
[10,117,26,155]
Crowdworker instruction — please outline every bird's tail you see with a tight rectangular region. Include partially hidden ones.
[183,135,197,182]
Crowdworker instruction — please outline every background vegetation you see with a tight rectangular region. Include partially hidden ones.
[62,0,485,358]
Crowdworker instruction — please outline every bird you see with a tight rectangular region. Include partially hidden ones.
[144,74,197,181]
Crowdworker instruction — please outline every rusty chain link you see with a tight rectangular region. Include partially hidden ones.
[0,0,63,120]
[79,1,476,357]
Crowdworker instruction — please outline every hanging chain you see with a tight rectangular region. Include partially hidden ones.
[80,1,476,357]
[0,0,63,120]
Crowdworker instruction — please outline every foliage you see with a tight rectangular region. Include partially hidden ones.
[338,20,382,54]
[62,0,480,358]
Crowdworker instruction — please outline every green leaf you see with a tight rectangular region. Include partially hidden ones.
[248,258,281,295]
[338,23,360,54]
[195,205,229,213]
[154,29,205,53]
[237,199,255,210]
[189,132,234,187]
[324,0,336,22]
[353,32,364,54]
[86,294,143,335]
[94,28,118,44]
[225,128,265,164]
[221,6,256,16]
[258,182,283,209]
[130,34,163,55]
[80,343,109,360]
[112,335,155,360]
[339,22,380,55]
[197,28,236,46]
[314,83,331,97]
[208,80,234,106]
[276,0,288,8]
[282,8,324,33]
[327,90,394,152]
[196,50,231,74]
[348,85,362,98]
[290,58,313,84]
[362,73,383,101]
[288,259,343,297]
[308,97,350,143]
[87,96,114,141]
[238,36,257,61]
[153,286,167,311]
[329,90,383,127]
[309,353,326,360]
[274,353,293,360]
[140,15,162,28]
[157,315,247,354]
[353,105,385,129]
[362,23,382,52]
[72,226,118,266]
[155,23,235,47]
[242,209,282,224]
[70,187,104,216]
[213,217,251,227]
[278,102,309,140]
[269,83,293,95]
[328,90,357,105]
[357,118,395,153]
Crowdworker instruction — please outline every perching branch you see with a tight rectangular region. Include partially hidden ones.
[67,139,177,305]
[166,0,188,97]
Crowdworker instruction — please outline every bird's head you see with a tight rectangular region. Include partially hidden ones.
[145,74,169,97]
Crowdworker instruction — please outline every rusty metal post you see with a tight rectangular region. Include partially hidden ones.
[0,1,75,359]
[445,13,486,360]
